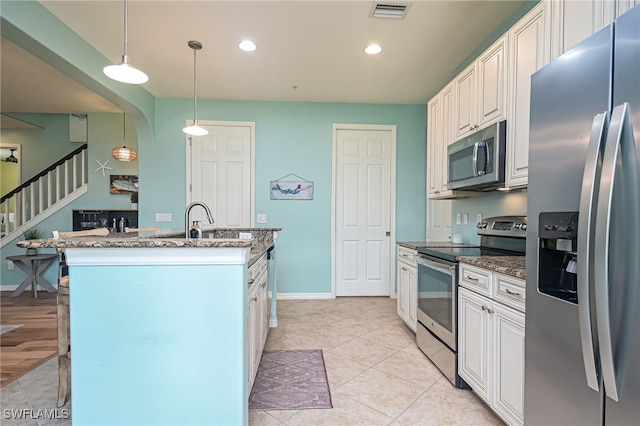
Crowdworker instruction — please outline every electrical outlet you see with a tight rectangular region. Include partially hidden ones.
[456,213,461,225]
[7,260,14,270]
[155,213,172,222]
[463,213,469,225]
[257,214,267,224]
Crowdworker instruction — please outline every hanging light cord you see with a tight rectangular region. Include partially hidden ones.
[192,44,198,126]
[123,0,129,61]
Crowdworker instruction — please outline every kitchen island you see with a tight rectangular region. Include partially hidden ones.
[18,227,280,426]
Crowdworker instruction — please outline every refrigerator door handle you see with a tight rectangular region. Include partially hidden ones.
[577,111,608,392]
[594,102,639,402]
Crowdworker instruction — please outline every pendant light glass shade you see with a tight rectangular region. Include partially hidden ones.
[183,40,208,136]
[103,0,148,84]
[112,146,137,161]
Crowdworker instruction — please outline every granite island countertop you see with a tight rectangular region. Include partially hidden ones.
[456,255,526,279]
[397,241,478,250]
[16,227,281,267]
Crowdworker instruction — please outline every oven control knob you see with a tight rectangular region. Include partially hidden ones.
[521,223,527,231]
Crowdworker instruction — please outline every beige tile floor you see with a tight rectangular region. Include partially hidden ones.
[0,297,502,426]
[251,297,503,426]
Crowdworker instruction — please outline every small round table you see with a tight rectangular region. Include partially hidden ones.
[6,253,57,297]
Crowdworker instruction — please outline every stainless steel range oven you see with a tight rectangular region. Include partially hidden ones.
[416,216,527,388]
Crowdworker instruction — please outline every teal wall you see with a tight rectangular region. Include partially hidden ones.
[1,113,76,182]
[147,100,427,294]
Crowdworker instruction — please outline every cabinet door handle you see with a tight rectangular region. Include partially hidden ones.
[248,278,255,285]
[251,296,258,302]
[401,266,407,271]
[481,305,487,311]
[487,308,494,314]
[505,288,522,296]
[261,282,267,288]
[466,275,480,282]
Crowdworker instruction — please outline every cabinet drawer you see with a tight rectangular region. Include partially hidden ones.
[397,247,417,267]
[459,263,492,297]
[493,273,526,312]
[259,254,268,275]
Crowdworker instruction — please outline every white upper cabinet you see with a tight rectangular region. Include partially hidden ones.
[453,34,508,140]
[477,35,509,127]
[506,2,550,188]
[427,83,455,199]
[549,0,637,60]
[453,63,477,139]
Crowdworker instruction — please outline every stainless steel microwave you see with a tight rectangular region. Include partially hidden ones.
[447,120,506,190]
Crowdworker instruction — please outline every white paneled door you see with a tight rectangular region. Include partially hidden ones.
[334,126,393,296]
[188,122,254,227]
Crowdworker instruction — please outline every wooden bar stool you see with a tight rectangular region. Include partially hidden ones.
[57,274,70,407]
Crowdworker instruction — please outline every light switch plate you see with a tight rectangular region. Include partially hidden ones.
[456,213,461,225]
[7,260,14,270]
[155,213,172,222]
[463,213,469,225]
[257,214,267,224]
[239,232,252,239]
[477,214,483,224]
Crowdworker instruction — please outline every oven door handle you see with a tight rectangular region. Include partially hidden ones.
[416,256,456,275]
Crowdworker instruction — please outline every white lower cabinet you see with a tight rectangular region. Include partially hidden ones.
[247,253,269,392]
[396,246,417,332]
[458,266,525,426]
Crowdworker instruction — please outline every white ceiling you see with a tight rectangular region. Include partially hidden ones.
[1,0,526,115]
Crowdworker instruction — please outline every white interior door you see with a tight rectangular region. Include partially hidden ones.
[188,122,254,227]
[334,126,393,296]
[427,199,452,241]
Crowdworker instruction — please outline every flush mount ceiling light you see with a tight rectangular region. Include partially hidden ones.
[183,40,208,136]
[239,40,257,52]
[112,113,137,161]
[364,44,383,55]
[103,0,148,84]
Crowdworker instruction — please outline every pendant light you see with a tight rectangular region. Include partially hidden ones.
[112,113,137,161]
[4,148,18,163]
[103,0,148,84]
[183,40,208,136]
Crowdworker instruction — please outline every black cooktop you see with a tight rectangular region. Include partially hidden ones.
[417,246,521,263]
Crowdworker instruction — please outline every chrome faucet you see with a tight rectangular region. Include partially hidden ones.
[185,201,214,239]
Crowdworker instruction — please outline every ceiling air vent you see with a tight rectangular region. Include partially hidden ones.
[370,2,410,19]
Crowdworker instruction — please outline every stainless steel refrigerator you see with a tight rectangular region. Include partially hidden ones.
[525,5,639,426]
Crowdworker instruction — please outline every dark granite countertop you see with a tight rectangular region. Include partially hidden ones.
[456,256,526,279]
[16,227,281,267]
[397,241,477,250]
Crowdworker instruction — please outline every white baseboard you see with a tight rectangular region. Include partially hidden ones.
[276,292,334,300]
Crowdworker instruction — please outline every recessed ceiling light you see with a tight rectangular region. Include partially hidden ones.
[364,44,382,55]
[239,40,257,52]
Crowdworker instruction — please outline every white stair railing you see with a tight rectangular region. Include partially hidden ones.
[1,144,88,245]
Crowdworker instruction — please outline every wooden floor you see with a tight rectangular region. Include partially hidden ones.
[0,291,58,388]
